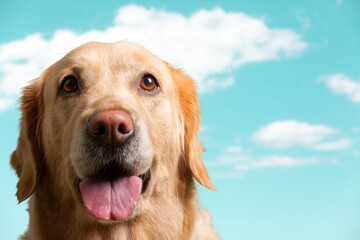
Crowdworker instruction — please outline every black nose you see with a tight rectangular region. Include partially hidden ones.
[88,110,134,145]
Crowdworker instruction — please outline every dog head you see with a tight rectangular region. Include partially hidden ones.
[11,41,215,223]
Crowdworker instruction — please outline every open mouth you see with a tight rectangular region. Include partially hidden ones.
[77,166,151,221]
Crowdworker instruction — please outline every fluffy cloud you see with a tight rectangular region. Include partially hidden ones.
[0,5,307,112]
[313,138,353,150]
[207,119,352,177]
[208,143,321,177]
[252,120,352,150]
[321,73,360,103]
[235,155,319,171]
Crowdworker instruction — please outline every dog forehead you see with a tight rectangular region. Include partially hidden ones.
[66,41,164,68]
[62,41,172,86]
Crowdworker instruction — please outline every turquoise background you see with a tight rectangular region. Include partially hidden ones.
[1,0,359,239]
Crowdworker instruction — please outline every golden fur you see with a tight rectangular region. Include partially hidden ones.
[11,41,219,240]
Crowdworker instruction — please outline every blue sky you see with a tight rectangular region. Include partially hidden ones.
[1,0,359,239]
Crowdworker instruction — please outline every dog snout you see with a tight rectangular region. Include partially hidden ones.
[88,110,134,145]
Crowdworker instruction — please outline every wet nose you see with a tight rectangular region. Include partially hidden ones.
[88,110,133,145]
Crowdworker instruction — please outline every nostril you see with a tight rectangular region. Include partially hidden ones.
[118,123,131,135]
[88,120,108,136]
[97,125,107,136]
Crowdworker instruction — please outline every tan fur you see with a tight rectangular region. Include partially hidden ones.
[11,41,220,240]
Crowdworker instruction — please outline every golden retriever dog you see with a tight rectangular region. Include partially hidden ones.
[11,41,219,240]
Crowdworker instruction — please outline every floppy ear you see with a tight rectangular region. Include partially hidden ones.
[11,78,44,203]
[166,62,215,191]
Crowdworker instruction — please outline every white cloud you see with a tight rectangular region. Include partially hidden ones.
[313,138,352,150]
[353,150,360,157]
[351,127,360,133]
[321,73,360,103]
[252,120,352,150]
[218,145,246,165]
[235,155,319,171]
[0,98,15,112]
[0,5,307,112]
[200,125,211,133]
[336,0,344,5]
[208,143,322,178]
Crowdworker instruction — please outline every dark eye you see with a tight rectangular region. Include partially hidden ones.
[60,75,79,94]
[139,74,159,92]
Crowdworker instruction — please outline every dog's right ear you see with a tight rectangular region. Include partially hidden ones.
[11,77,45,203]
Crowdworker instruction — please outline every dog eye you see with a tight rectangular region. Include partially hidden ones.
[61,75,79,94]
[139,74,159,92]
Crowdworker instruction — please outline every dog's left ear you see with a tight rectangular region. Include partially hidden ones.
[166,62,215,191]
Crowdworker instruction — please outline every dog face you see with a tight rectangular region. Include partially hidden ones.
[11,41,214,223]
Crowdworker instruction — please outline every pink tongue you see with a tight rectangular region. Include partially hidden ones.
[79,176,142,221]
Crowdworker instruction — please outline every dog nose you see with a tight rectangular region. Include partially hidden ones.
[88,110,133,145]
